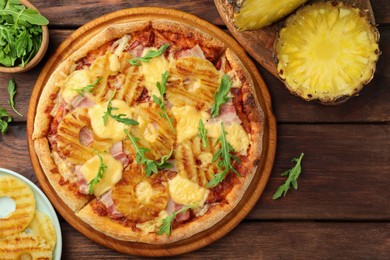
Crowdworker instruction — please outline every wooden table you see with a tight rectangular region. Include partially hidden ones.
[1,0,389,258]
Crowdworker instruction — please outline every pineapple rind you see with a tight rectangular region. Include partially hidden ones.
[235,0,308,30]
[275,2,380,103]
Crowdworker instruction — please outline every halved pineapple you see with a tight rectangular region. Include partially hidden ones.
[274,2,380,103]
[166,57,221,109]
[56,108,112,164]
[233,0,308,30]
[111,165,169,223]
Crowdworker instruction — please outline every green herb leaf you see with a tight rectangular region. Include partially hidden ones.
[198,119,208,148]
[103,99,139,126]
[207,122,241,188]
[152,71,175,133]
[158,204,197,236]
[272,153,304,200]
[0,1,49,67]
[211,75,232,118]
[124,129,173,176]
[0,107,12,133]
[88,154,107,195]
[129,43,170,66]
[7,78,22,117]
[73,77,102,96]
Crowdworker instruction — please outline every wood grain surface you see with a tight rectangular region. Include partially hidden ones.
[0,0,389,258]
[26,7,276,257]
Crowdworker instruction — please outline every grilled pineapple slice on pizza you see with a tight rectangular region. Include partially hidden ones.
[274,2,380,103]
[27,211,56,251]
[166,57,221,109]
[93,52,144,103]
[56,108,111,164]
[0,176,35,238]
[232,0,307,30]
[111,165,169,223]
[0,232,52,260]
[127,102,175,161]
[175,136,220,187]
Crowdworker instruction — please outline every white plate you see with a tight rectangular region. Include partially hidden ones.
[0,168,62,260]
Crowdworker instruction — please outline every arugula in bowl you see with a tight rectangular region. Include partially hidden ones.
[0,0,49,67]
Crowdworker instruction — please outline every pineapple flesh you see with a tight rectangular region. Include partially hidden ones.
[234,0,308,30]
[274,2,380,103]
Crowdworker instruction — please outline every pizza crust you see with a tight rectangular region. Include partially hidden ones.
[34,138,90,212]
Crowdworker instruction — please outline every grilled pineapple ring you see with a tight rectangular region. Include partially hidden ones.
[0,175,36,238]
[175,136,220,187]
[166,57,221,109]
[274,1,380,103]
[128,102,175,161]
[111,165,169,223]
[56,108,112,164]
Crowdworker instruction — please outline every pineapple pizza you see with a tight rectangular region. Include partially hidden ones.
[32,20,264,244]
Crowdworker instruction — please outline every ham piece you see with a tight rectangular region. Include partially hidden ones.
[75,165,89,195]
[99,190,123,219]
[176,44,206,59]
[109,142,130,168]
[71,95,95,108]
[208,100,241,125]
[128,40,145,58]
[79,127,94,147]
[166,199,190,223]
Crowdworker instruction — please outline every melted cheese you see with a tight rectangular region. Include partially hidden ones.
[206,122,250,155]
[168,173,209,206]
[80,153,123,197]
[141,48,169,97]
[88,99,133,142]
[135,181,159,204]
[171,106,210,143]
[136,210,169,233]
[61,69,92,103]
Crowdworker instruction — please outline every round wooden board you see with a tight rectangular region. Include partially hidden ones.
[214,0,375,78]
[27,7,277,257]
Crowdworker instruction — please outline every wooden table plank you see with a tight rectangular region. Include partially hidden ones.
[1,27,389,123]
[30,0,223,27]
[28,0,390,27]
[59,221,390,259]
[2,123,389,220]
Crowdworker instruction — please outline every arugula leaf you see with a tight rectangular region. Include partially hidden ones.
[124,129,172,176]
[152,71,175,133]
[207,122,241,188]
[0,107,12,133]
[88,154,107,195]
[129,43,169,66]
[272,153,304,200]
[198,119,208,148]
[73,77,102,96]
[0,0,49,67]
[103,100,139,126]
[158,204,197,236]
[211,75,232,118]
[7,78,22,117]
